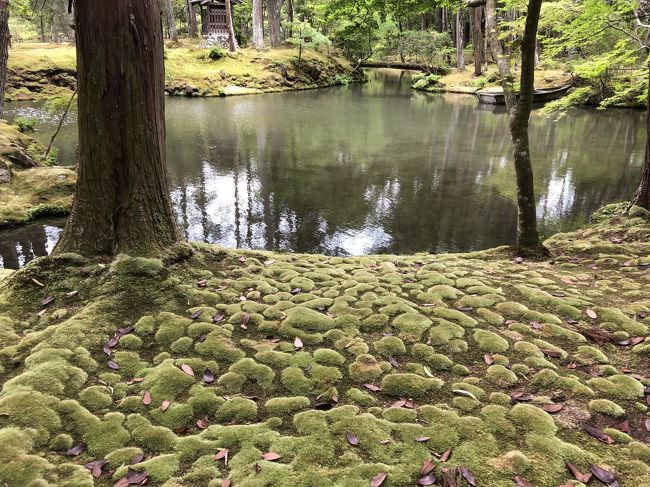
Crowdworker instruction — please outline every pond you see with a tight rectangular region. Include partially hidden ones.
[1,69,645,268]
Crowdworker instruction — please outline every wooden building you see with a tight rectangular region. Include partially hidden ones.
[190,0,241,37]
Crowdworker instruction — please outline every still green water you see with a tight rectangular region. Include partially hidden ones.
[1,69,644,268]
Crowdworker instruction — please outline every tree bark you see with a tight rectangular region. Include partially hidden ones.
[252,0,265,48]
[225,0,238,52]
[473,6,483,76]
[631,58,650,210]
[485,0,545,256]
[186,0,198,37]
[456,9,465,71]
[164,0,178,41]
[267,0,281,47]
[54,0,180,258]
[0,0,9,119]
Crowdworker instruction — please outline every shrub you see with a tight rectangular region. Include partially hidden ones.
[15,116,37,133]
[207,46,226,61]
[411,73,442,90]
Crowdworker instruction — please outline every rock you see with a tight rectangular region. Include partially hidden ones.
[0,160,11,184]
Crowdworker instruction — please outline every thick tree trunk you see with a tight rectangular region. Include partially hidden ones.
[485,0,545,256]
[225,0,238,52]
[54,0,180,258]
[267,0,281,47]
[473,6,483,76]
[456,9,465,71]
[252,0,265,48]
[186,0,198,37]
[0,0,9,119]
[631,59,650,210]
[164,0,178,42]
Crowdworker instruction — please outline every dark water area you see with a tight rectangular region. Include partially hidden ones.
[1,69,645,268]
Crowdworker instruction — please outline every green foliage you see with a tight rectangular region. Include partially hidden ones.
[14,116,37,133]
[379,30,453,67]
[207,47,227,61]
[284,20,331,70]
[411,72,441,90]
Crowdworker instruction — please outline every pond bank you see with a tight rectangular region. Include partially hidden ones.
[0,120,76,227]
[0,204,648,486]
[6,43,364,102]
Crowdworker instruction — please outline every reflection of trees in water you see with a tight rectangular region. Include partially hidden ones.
[0,222,64,269]
[161,72,643,255]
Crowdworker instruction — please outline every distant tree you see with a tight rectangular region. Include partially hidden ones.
[186,0,198,37]
[164,0,178,41]
[0,0,9,118]
[485,0,547,256]
[252,0,264,48]
[455,6,465,70]
[284,20,329,71]
[268,0,282,46]
[225,0,239,51]
[55,0,180,257]
[472,4,483,75]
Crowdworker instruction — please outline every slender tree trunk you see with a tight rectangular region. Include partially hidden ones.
[0,0,9,119]
[485,0,545,256]
[456,9,465,71]
[186,0,198,37]
[164,0,178,42]
[473,6,483,76]
[631,58,650,210]
[267,0,281,47]
[252,0,265,48]
[287,0,294,36]
[39,16,46,42]
[54,0,180,258]
[397,19,405,62]
[442,7,448,33]
[225,0,238,52]
[44,89,77,159]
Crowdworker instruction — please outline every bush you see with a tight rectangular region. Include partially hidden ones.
[470,76,489,89]
[207,47,226,61]
[411,73,441,90]
[14,116,37,133]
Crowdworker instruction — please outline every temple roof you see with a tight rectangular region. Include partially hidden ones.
[190,0,244,5]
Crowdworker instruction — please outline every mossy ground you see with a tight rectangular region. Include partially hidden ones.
[0,120,76,226]
[7,42,363,102]
[0,166,75,227]
[0,205,648,486]
[415,64,573,95]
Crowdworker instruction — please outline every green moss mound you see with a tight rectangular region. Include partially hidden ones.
[0,211,649,486]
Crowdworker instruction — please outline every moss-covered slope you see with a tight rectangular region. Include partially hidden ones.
[0,206,648,486]
[0,121,76,227]
[7,43,363,102]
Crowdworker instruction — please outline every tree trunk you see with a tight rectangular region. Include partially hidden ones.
[267,0,281,47]
[186,0,198,37]
[442,7,448,33]
[54,0,180,258]
[473,6,483,76]
[397,19,405,62]
[164,0,178,42]
[287,0,294,36]
[252,0,265,48]
[485,0,545,256]
[225,0,238,52]
[0,0,9,119]
[456,9,465,71]
[631,59,650,210]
